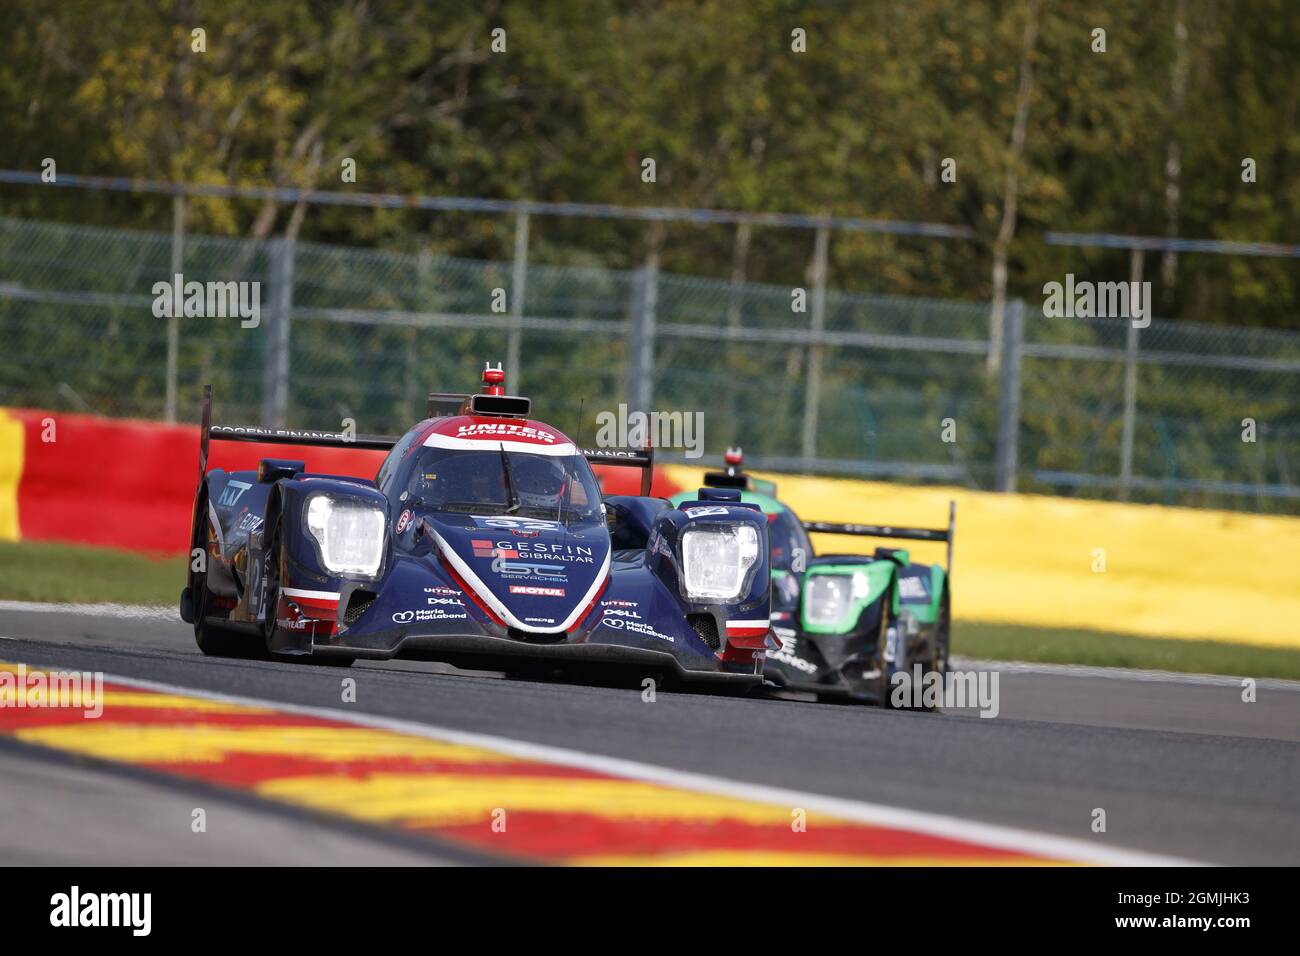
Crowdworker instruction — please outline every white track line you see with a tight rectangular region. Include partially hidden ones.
[0,654,1201,866]
[4,601,1288,692]
[956,656,1300,692]
[0,600,179,622]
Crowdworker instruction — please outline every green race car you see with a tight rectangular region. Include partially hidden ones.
[671,449,954,707]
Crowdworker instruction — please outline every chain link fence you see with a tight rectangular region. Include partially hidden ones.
[1,216,1297,513]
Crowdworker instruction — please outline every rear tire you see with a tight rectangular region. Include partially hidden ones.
[873,589,900,708]
[190,486,260,660]
[193,569,262,659]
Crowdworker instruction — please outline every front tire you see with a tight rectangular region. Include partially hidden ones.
[883,612,913,710]
[928,585,951,677]
[262,509,355,668]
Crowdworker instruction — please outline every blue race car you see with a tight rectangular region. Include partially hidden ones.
[180,364,773,690]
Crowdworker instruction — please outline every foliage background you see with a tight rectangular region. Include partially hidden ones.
[1,0,1296,328]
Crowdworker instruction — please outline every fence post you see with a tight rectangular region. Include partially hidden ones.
[800,223,830,465]
[994,297,1025,492]
[261,237,295,427]
[506,207,529,390]
[627,265,657,412]
[1118,248,1145,500]
[164,194,185,423]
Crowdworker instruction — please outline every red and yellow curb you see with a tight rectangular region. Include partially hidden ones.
[0,662,1068,865]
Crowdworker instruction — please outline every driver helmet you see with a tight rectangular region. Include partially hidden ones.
[511,455,567,511]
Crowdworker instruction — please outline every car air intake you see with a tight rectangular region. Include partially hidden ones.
[688,613,721,651]
[343,590,377,627]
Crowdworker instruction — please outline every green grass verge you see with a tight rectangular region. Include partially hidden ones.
[955,621,1300,681]
[0,540,185,606]
[1,541,1297,680]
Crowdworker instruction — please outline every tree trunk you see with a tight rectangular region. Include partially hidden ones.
[988,0,1042,375]
[1161,0,1190,309]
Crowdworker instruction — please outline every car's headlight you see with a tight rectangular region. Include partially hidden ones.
[681,525,759,601]
[306,495,386,577]
[805,572,870,629]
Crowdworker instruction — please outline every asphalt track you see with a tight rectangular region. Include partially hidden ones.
[1,602,1298,865]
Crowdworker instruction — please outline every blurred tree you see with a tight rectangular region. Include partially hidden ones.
[0,0,1296,328]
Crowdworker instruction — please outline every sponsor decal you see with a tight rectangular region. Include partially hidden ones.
[524,616,557,625]
[393,608,468,624]
[509,585,566,597]
[277,592,335,635]
[490,556,568,580]
[898,577,930,601]
[395,509,414,534]
[767,649,818,674]
[426,597,464,606]
[682,505,729,518]
[767,627,818,674]
[475,516,561,531]
[456,422,557,443]
[601,617,674,643]
[471,539,495,558]
[278,589,340,630]
[499,541,594,563]
[602,608,641,619]
[218,479,252,507]
[647,531,673,559]
[235,509,263,534]
[212,425,345,443]
[601,599,638,608]
[725,619,770,638]
[424,586,460,596]
[423,608,468,621]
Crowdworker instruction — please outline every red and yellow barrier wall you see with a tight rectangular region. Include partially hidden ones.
[662,465,1300,650]
[3,408,1298,648]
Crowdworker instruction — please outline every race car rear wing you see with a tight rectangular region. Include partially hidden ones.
[198,386,399,479]
[803,500,956,572]
[198,385,655,495]
[579,446,655,497]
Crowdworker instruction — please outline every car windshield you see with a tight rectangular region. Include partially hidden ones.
[402,446,603,522]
